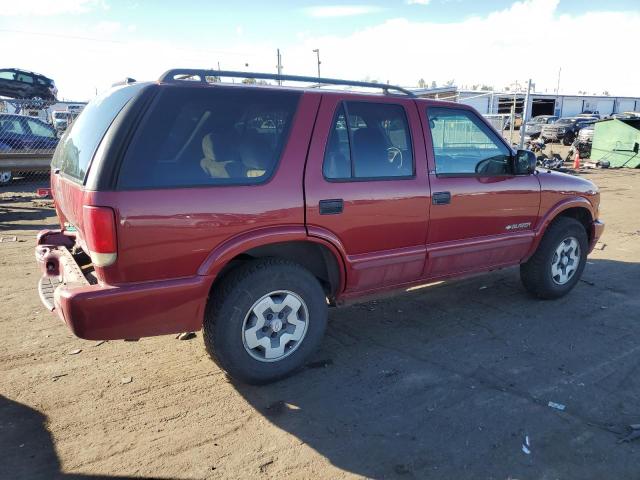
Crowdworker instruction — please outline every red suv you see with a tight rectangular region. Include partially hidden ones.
[36,70,604,384]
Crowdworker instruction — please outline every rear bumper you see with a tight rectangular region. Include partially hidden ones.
[36,229,210,340]
[589,219,605,253]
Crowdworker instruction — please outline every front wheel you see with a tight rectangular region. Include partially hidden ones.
[203,258,328,384]
[520,217,588,299]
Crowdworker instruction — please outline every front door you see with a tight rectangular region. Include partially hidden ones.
[305,95,430,293]
[423,105,540,277]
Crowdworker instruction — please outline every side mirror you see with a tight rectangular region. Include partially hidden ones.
[514,149,536,174]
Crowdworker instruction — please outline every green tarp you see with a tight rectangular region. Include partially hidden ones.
[591,119,640,168]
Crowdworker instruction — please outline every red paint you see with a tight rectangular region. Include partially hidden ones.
[37,87,604,340]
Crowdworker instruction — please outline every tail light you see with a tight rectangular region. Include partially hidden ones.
[82,206,117,267]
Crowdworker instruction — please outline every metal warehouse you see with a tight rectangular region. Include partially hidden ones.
[412,86,640,121]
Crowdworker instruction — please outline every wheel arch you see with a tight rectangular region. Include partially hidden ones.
[199,227,346,303]
[524,198,595,261]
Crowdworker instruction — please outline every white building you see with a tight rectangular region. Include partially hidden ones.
[412,87,640,120]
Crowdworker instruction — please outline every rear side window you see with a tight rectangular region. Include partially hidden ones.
[15,73,33,84]
[52,84,144,182]
[26,118,56,138]
[323,101,413,180]
[118,86,300,189]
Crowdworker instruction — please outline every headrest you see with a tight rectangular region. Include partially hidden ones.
[202,134,215,160]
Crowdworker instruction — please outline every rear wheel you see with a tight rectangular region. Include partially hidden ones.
[203,258,328,384]
[520,217,588,299]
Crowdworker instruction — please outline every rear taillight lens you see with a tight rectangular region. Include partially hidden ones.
[82,206,117,267]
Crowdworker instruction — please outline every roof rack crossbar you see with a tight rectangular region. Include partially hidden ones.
[158,69,415,97]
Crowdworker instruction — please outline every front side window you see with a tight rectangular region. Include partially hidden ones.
[0,71,15,80]
[26,118,55,138]
[119,86,300,189]
[323,101,413,180]
[427,107,511,175]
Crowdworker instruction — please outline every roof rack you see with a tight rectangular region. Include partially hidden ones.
[158,69,416,97]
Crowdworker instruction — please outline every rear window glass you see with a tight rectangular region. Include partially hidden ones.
[52,84,144,182]
[118,86,300,189]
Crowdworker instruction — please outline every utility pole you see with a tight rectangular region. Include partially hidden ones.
[312,48,321,79]
[510,89,516,144]
[519,78,532,149]
[276,48,282,86]
[555,67,561,116]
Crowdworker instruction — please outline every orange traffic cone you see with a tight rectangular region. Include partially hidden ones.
[573,151,581,169]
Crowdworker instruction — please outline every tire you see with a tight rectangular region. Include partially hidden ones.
[203,257,328,384]
[562,134,575,146]
[520,217,588,299]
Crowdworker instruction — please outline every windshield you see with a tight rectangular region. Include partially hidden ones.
[556,118,574,125]
[52,83,146,182]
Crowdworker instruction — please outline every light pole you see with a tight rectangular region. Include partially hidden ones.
[312,49,321,79]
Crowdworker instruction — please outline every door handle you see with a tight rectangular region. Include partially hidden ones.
[432,191,451,205]
[319,199,344,215]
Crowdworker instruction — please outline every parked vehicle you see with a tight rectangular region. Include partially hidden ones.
[608,112,640,120]
[34,70,604,384]
[51,111,70,133]
[523,115,558,139]
[577,124,595,143]
[0,113,59,184]
[0,68,57,101]
[541,117,598,145]
[0,113,59,151]
[568,124,596,160]
[579,110,600,119]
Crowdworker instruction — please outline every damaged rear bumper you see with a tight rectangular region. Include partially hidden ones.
[35,229,210,340]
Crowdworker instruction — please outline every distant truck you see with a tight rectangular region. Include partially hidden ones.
[50,105,85,133]
[51,111,70,132]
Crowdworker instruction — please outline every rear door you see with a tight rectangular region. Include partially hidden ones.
[422,105,540,277]
[304,94,430,293]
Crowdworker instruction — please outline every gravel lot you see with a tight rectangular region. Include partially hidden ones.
[1,166,639,480]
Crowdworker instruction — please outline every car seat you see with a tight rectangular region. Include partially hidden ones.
[200,133,234,179]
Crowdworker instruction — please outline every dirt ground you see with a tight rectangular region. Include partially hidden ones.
[1,165,639,480]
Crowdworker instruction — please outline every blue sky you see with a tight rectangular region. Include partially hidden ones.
[1,0,638,99]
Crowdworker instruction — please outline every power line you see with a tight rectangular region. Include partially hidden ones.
[0,28,262,57]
